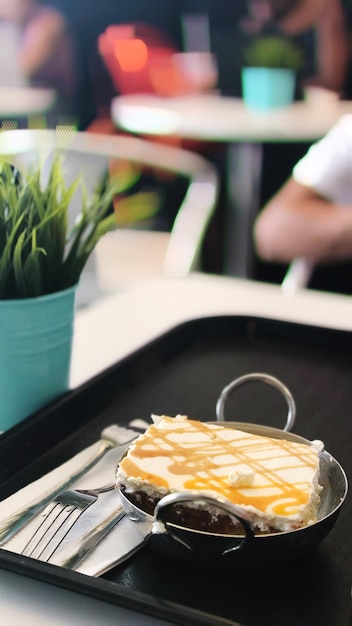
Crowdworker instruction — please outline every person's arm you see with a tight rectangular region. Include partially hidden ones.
[18,9,66,78]
[314,0,349,93]
[253,178,352,263]
[278,0,324,33]
[279,0,349,93]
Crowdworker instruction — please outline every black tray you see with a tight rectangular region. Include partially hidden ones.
[0,315,351,626]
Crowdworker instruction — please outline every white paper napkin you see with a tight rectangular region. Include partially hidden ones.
[0,443,144,576]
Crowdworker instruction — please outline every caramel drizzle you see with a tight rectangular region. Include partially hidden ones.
[120,419,318,516]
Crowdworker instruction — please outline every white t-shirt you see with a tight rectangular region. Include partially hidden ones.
[293,114,352,205]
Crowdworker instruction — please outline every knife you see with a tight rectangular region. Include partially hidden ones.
[49,490,142,571]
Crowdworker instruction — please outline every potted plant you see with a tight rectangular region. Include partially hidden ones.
[0,152,159,431]
[241,35,303,111]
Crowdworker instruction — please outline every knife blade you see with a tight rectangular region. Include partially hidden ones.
[49,490,142,571]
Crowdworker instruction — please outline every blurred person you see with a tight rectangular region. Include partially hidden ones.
[280,0,349,95]
[253,114,352,293]
[0,0,81,125]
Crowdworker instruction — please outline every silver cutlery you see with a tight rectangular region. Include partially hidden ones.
[22,484,113,561]
[0,424,139,545]
[49,490,127,570]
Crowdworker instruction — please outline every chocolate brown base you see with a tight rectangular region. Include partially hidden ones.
[121,487,279,535]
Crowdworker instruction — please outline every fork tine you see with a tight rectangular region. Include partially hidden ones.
[22,501,71,559]
[22,491,96,561]
[35,506,85,562]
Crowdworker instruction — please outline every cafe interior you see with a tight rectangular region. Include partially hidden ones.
[0,2,351,626]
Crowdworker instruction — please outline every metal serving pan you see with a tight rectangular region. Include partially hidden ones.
[118,373,348,565]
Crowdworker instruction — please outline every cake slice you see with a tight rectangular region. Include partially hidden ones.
[116,415,323,533]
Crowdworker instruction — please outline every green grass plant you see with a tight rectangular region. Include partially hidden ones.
[243,36,303,70]
[0,154,160,299]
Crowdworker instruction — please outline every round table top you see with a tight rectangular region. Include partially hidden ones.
[0,86,56,118]
[111,93,352,143]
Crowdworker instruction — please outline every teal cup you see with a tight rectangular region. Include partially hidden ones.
[242,67,295,111]
[0,286,76,431]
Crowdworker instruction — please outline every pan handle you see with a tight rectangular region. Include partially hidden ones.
[152,492,254,556]
[216,372,296,432]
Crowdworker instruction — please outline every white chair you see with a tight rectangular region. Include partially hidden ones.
[0,129,219,304]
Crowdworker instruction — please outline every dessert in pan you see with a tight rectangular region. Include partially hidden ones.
[116,374,348,563]
[116,414,323,534]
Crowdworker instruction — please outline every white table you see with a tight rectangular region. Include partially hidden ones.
[1,271,352,625]
[111,93,352,277]
[0,86,56,123]
[111,93,352,143]
[70,273,352,388]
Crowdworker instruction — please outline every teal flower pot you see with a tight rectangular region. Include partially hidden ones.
[0,286,76,432]
[242,67,295,111]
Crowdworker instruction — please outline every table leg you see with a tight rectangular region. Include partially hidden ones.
[223,142,263,278]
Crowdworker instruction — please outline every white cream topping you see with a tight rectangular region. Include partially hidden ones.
[228,468,255,487]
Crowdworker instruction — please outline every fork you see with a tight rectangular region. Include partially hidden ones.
[0,424,139,545]
[21,483,116,562]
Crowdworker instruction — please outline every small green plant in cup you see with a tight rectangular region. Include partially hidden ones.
[242,36,303,111]
[0,151,162,430]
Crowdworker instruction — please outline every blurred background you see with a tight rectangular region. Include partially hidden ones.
[1,0,352,291]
